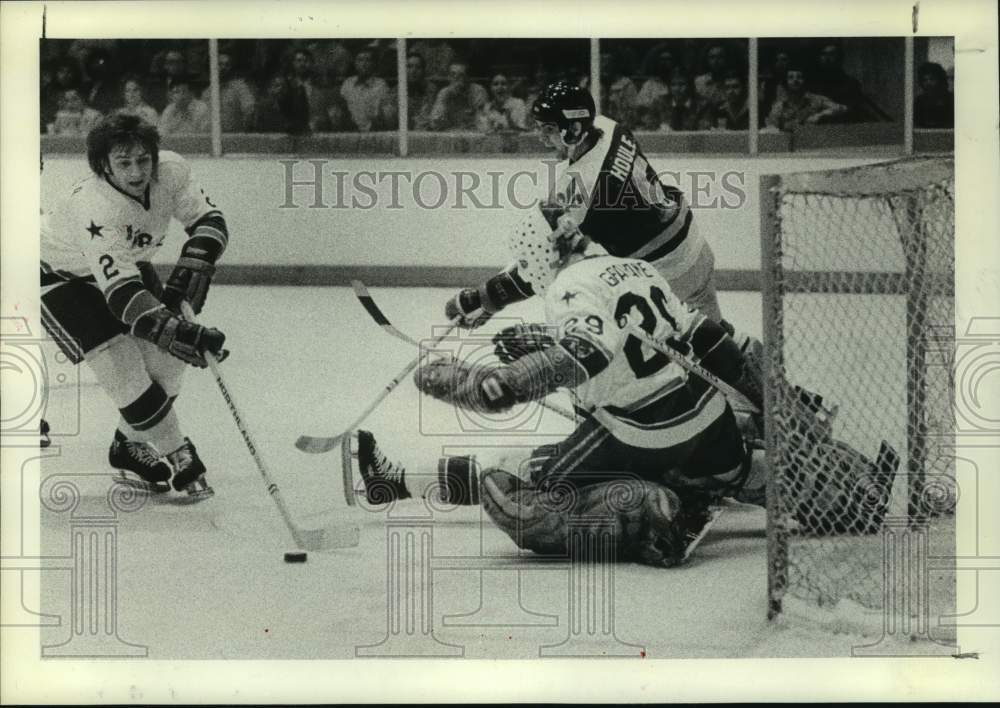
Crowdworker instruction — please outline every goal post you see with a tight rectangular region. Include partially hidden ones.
[761,156,955,617]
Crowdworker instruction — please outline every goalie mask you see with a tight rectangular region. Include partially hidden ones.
[506,202,588,294]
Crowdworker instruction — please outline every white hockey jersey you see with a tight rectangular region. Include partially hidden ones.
[544,250,727,449]
[42,151,220,299]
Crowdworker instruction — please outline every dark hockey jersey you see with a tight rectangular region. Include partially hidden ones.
[547,115,693,262]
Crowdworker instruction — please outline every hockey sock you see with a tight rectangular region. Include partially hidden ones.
[395,456,481,505]
[118,388,185,455]
[437,455,481,505]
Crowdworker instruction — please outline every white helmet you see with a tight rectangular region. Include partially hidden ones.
[506,202,587,294]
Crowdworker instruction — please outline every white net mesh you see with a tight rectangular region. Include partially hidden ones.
[762,156,955,613]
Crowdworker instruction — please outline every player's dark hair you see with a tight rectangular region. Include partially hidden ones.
[86,113,160,177]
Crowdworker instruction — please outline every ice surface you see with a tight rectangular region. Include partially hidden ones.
[35,286,953,659]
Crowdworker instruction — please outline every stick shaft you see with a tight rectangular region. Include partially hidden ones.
[629,326,761,415]
[181,302,309,548]
[347,319,460,431]
[351,280,579,424]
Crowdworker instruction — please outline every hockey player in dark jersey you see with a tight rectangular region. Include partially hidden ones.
[445,80,723,326]
[443,80,763,397]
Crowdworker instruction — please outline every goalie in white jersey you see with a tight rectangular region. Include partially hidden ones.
[41,114,229,500]
[353,202,897,564]
[411,202,760,565]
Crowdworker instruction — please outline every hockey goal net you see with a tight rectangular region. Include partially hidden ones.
[761,156,955,616]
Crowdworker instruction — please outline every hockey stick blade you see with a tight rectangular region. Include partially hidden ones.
[295,317,462,455]
[351,280,419,346]
[681,506,726,563]
[296,432,345,454]
[295,523,360,551]
[178,301,359,552]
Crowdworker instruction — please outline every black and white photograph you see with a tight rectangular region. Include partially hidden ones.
[2,0,998,703]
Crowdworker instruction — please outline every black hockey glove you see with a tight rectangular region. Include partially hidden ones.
[132,307,227,368]
[163,256,215,315]
[492,323,557,364]
[444,287,493,329]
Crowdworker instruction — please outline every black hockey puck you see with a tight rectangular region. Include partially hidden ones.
[283,551,308,563]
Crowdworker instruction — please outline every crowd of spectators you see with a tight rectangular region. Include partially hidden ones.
[40,38,953,137]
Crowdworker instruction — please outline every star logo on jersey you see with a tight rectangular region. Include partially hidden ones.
[560,290,578,305]
[86,221,104,239]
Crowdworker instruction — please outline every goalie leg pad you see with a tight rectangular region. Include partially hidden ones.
[481,470,688,568]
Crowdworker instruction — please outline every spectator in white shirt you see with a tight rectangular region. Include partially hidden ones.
[49,88,102,135]
[637,48,677,129]
[159,79,211,135]
[117,76,159,126]
[477,74,528,132]
[202,52,256,132]
[430,61,488,131]
[340,48,394,132]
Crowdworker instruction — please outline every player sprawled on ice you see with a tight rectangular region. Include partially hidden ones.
[443,80,761,372]
[41,114,229,500]
[346,203,900,565]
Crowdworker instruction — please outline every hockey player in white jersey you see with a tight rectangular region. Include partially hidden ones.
[355,202,898,564]
[380,202,760,565]
[41,114,229,500]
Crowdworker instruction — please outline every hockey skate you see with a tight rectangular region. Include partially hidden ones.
[109,429,171,494]
[168,438,215,502]
[349,429,411,505]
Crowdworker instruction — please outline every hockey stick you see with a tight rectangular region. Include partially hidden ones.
[681,506,726,563]
[180,302,359,551]
[627,325,762,416]
[295,318,462,454]
[351,280,579,424]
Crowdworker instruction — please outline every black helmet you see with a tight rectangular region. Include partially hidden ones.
[531,81,596,145]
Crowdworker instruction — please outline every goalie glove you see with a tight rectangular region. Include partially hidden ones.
[492,323,557,364]
[413,357,515,413]
[132,307,227,368]
[481,470,688,567]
